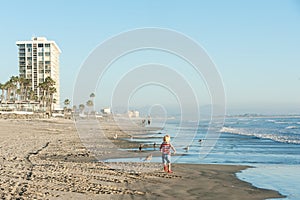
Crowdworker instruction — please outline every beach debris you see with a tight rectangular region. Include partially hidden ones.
[144,154,152,162]
[113,134,118,139]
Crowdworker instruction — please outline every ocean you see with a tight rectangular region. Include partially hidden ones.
[109,115,300,199]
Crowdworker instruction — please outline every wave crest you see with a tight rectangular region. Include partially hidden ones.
[220,127,300,144]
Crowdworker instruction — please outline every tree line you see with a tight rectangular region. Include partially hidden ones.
[63,93,96,116]
[1,75,97,117]
[0,76,56,114]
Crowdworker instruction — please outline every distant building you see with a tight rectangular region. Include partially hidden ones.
[16,37,61,109]
[128,110,139,118]
[101,107,111,114]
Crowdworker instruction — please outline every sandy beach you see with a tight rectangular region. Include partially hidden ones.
[0,117,284,200]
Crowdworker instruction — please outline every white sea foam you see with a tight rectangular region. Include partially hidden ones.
[266,119,276,122]
[275,121,293,124]
[285,126,298,129]
[220,127,300,144]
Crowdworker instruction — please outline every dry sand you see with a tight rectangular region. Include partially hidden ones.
[0,118,284,199]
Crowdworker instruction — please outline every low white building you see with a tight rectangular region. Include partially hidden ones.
[128,110,139,118]
[101,107,111,114]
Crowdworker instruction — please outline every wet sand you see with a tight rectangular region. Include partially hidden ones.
[0,118,284,199]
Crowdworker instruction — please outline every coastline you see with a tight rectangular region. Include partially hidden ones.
[0,118,284,199]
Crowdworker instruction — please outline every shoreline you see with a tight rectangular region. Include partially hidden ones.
[0,118,285,199]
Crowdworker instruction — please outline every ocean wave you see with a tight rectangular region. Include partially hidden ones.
[266,119,276,122]
[285,126,298,129]
[275,121,293,124]
[220,127,300,145]
[265,119,294,125]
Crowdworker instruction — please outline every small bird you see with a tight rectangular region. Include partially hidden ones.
[139,144,143,152]
[144,154,152,162]
[198,139,202,143]
[113,134,118,139]
[183,146,189,152]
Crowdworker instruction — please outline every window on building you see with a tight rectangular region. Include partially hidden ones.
[38,52,43,56]
[38,43,43,47]
[26,44,32,47]
[45,52,50,56]
[45,43,50,47]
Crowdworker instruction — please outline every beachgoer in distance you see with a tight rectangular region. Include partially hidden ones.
[160,134,176,173]
[147,115,151,125]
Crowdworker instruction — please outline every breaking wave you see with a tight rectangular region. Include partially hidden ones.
[220,127,300,145]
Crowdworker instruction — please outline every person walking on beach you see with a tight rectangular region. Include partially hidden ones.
[160,135,176,173]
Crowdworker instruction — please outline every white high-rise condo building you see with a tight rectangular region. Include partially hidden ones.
[16,37,61,109]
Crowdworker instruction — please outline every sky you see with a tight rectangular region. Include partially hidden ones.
[0,0,300,115]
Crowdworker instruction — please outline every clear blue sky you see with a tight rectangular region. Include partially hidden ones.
[0,0,299,115]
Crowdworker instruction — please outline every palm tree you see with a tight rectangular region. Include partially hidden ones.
[38,82,47,111]
[18,77,30,101]
[38,77,56,114]
[9,76,19,102]
[64,99,70,108]
[64,98,71,116]
[48,86,56,116]
[15,88,21,110]
[18,77,24,101]
[23,79,31,101]
[86,100,93,107]
[72,105,77,113]
[89,93,95,113]
[86,100,93,117]
[28,89,35,102]
[4,80,14,102]
[24,89,35,111]
[0,83,4,103]
[90,93,95,99]
[79,104,85,115]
